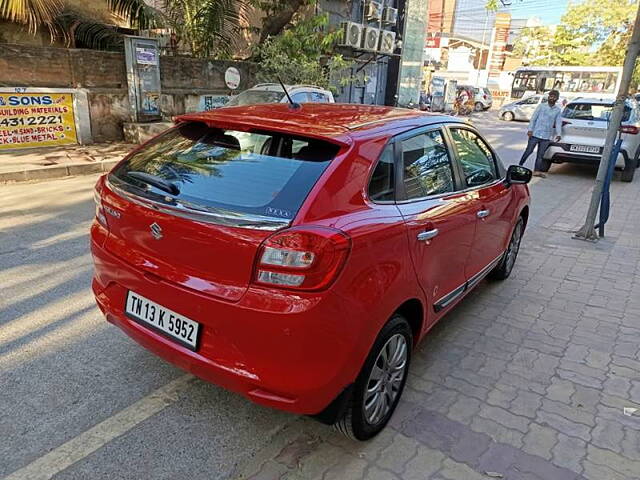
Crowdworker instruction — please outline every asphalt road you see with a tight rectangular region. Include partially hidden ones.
[0,111,531,480]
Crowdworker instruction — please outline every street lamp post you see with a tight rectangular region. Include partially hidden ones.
[475,11,490,87]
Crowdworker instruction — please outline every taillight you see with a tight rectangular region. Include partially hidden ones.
[253,226,351,291]
[483,95,487,100]
[620,125,639,134]
[94,176,109,229]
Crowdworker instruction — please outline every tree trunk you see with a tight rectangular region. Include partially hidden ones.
[574,1,640,240]
[259,0,306,42]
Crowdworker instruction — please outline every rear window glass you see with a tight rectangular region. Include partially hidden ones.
[110,122,339,221]
[563,103,631,122]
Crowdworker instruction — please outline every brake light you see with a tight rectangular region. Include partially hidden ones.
[253,226,351,291]
[94,176,109,229]
[620,125,639,134]
[483,95,487,100]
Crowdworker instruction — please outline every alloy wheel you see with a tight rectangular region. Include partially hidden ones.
[363,333,408,425]
[505,221,523,274]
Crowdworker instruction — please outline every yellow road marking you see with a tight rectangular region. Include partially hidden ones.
[5,374,195,480]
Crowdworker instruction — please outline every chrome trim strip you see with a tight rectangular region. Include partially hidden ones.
[394,179,504,205]
[433,284,466,313]
[106,177,291,231]
[466,251,505,289]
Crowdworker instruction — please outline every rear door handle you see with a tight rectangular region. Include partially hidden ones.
[477,209,490,219]
[417,229,439,241]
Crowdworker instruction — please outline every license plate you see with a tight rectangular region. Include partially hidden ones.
[569,144,600,154]
[125,291,200,350]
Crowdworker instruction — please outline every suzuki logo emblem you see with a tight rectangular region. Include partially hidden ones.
[150,222,163,240]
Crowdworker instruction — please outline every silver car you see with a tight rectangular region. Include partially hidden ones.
[498,94,567,121]
[457,85,493,111]
[542,98,640,182]
[473,87,493,111]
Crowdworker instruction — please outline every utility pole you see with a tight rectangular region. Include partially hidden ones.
[574,2,640,241]
[475,11,490,87]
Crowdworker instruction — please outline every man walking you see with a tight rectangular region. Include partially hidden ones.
[519,89,562,177]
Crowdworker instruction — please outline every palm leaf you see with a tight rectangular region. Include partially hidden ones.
[0,0,63,32]
[107,0,160,29]
[54,10,124,50]
[163,0,250,57]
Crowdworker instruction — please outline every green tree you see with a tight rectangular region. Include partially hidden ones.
[512,26,555,64]
[545,0,639,85]
[1,0,159,49]
[0,0,155,32]
[162,0,248,58]
[252,13,350,90]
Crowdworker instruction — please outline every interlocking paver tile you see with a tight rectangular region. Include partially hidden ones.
[552,433,587,473]
[377,433,419,474]
[522,423,558,460]
[237,169,640,480]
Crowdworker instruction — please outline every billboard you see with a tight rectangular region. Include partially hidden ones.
[0,92,78,150]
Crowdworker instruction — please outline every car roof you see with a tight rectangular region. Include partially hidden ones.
[177,103,465,146]
[249,83,330,93]
[567,97,621,105]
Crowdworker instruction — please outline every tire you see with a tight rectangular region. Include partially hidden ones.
[622,160,635,182]
[503,111,515,121]
[334,314,412,441]
[489,217,524,281]
[474,102,483,112]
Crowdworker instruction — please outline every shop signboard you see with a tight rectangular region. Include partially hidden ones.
[0,92,78,150]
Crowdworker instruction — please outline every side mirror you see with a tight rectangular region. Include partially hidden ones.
[506,165,532,185]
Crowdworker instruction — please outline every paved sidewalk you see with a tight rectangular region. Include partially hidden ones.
[0,142,135,182]
[237,165,640,480]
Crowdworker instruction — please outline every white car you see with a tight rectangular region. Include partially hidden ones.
[542,97,640,182]
[498,94,567,121]
[225,84,335,107]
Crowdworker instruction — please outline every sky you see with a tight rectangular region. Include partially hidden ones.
[506,0,571,24]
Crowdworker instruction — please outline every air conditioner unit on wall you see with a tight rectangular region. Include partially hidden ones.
[365,1,383,21]
[382,6,398,25]
[378,30,396,54]
[361,27,380,52]
[339,21,363,48]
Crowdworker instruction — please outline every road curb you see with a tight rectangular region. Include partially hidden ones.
[0,160,118,184]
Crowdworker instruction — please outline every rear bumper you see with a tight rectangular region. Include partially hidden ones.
[545,144,628,168]
[91,234,364,415]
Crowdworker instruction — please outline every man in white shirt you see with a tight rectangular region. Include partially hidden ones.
[519,90,562,177]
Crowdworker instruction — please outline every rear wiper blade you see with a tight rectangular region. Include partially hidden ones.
[126,171,180,196]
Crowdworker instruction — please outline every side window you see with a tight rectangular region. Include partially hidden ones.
[310,92,329,103]
[522,96,539,105]
[291,92,309,103]
[449,128,498,188]
[401,130,454,199]
[368,144,395,202]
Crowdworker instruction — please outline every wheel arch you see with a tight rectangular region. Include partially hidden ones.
[519,205,530,229]
[395,298,425,346]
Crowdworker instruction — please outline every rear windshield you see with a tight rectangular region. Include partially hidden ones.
[563,103,631,122]
[225,90,285,107]
[109,122,339,221]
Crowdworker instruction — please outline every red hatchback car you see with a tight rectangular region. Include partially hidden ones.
[91,104,531,440]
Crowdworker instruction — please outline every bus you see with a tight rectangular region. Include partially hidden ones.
[510,66,623,100]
